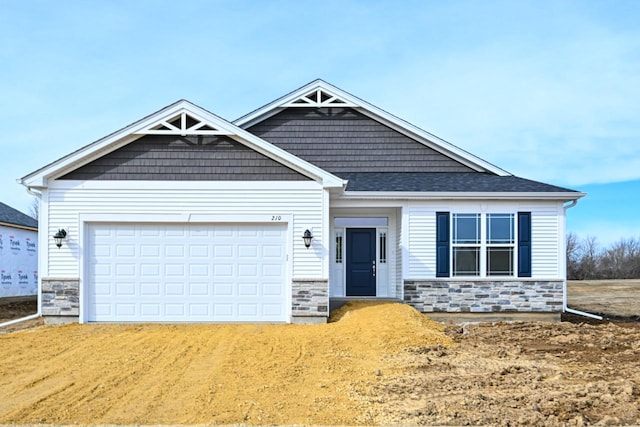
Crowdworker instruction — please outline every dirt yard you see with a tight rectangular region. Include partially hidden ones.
[0,297,37,323]
[1,283,639,426]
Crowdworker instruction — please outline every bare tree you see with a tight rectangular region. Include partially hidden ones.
[29,197,39,220]
[567,234,640,280]
[566,232,581,279]
[600,237,640,279]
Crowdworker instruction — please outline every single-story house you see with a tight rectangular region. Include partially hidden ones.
[20,80,583,324]
[0,202,38,298]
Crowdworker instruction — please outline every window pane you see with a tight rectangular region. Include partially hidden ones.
[334,217,388,227]
[487,214,514,244]
[453,247,480,276]
[453,214,480,244]
[487,247,513,276]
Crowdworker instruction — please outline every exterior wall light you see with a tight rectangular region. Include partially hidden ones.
[302,229,313,249]
[53,229,67,249]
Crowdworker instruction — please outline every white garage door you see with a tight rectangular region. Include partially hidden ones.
[86,223,288,322]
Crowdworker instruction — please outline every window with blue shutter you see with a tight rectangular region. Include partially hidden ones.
[436,212,450,277]
[518,212,532,277]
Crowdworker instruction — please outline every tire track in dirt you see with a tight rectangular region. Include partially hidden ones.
[0,303,454,426]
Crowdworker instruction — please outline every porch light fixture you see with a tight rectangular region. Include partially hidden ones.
[53,229,67,249]
[302,229,313,249]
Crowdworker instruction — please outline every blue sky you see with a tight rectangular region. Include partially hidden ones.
[1,0,638,247]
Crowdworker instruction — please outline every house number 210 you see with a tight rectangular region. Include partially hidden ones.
[271,215,282,221]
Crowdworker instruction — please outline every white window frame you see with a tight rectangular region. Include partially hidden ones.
[451,212,517,278]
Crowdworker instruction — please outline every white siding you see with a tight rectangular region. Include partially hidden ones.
[407,210,436,278]
[531,209,562,278]
[45,181,325,279]
[395,207,403,297]
[404,201,565,280]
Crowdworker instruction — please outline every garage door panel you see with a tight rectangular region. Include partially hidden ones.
[116,227,136,237]
[116,264,136,276]
[141,304,161,317]
[115,282,136,296]
[190,264,209,276]
[190,245,209,257]
[87,223,288,322]
[140,282,161,295]
[165,245,185,257]
[116,304,136,316]
[189,283,209,296]
[213,283,234,296]
[238,245,258,258]
[141,245,161,257]
[140,264,160,276]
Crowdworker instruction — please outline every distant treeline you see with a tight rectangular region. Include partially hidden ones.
[567,233,640,280]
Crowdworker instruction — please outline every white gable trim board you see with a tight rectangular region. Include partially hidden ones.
[20,101,344,190]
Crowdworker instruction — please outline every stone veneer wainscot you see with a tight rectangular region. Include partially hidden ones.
[41,278,80,317]
[291,279,329,318]
[404,280,563,313]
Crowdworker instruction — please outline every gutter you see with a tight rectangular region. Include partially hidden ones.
[562,200,603,320]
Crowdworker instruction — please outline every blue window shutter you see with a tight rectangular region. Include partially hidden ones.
[436,212,450,277]
[518,212,532,277]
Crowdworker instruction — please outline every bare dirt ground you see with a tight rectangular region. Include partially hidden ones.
[0,297,37,323]
[0,282,639,426]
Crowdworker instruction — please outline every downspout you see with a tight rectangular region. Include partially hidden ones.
[0,186,44,329]
[563,200,603,320]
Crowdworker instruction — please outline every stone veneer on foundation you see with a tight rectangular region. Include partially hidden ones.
[404,280,563,313]
[42,278,80,317]
[291,279,329,318]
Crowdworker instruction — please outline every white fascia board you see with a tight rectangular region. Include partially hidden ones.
[20,99,345,190]
[20,100,191,188]
[338,191,586,201]
[234,80,510,176]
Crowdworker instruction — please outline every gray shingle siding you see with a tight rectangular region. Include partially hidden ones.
[246,107,475,174]
[58,135,310,181]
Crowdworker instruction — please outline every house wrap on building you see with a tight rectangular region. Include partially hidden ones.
[19,80,583,324]
[0,202,38,298]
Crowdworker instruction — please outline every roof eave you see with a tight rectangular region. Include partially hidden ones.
[338,191,587,201]
[0,221,38,231]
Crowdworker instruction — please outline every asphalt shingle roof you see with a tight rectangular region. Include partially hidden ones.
[0,202,38,229]
[340,172,579,193]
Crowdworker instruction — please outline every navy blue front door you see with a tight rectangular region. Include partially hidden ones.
[346,228,376,296]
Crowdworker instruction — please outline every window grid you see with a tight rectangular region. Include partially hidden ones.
[451,213,517,277]
[486,213,515,276]
[452,214,481,276]
[335,232,343,264]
